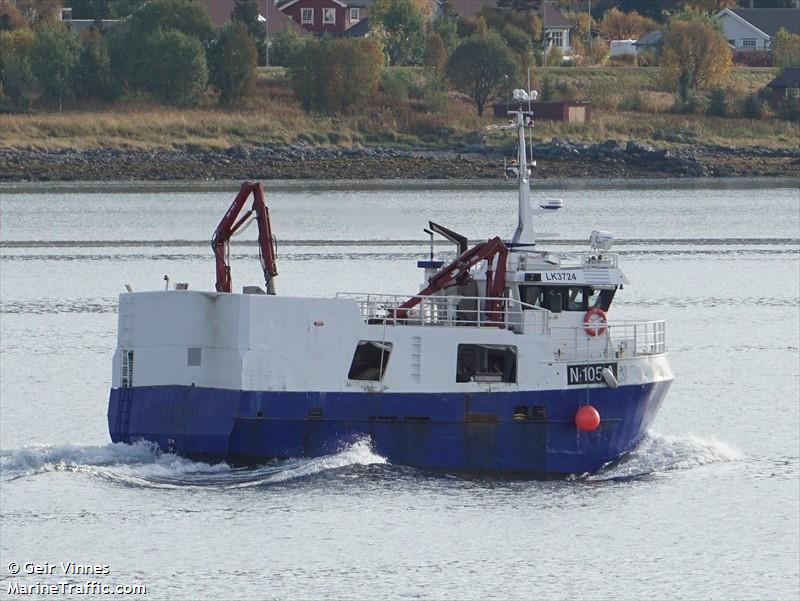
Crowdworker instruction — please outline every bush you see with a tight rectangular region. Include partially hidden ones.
[208,23,257,106]
[742,93,764,119]
[778,96,800,122]
[380,69,410,102]
[545,46,563,67]
[733,50,772,67]
[706,87,729,117]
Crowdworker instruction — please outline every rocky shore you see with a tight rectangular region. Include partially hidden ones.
[1,138,798,182]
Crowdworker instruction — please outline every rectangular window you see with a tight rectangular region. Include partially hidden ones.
[350,7,360,22]
[456,344,517,383]
[550,31,563,48]
[301,7,313,24]
[323,7,336,24]
[121,350,134,388]
[187,347,202,366]
[348,341,392,381]
[742,39,757,48]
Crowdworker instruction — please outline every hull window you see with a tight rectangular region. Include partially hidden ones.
[457,344,517,383]
[348,341,392,381]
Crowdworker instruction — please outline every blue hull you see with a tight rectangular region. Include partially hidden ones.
[108,382,670,475]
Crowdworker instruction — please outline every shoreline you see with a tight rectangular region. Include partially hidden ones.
[1,140,798,189]
[2,176,799,194]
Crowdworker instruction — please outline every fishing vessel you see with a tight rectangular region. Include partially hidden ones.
[108,90,672,475]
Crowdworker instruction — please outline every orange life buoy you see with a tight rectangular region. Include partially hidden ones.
[583,307,608,337]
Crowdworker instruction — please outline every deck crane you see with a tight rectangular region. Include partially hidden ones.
[212,181,277,294]
[392,236,509,323]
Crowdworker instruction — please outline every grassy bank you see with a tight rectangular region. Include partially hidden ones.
[0,67,795,152]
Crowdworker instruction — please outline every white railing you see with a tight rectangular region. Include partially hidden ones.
[336,292,547,333]
[550,319,666,360]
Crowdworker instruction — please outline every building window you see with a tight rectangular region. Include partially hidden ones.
[348,341,392,381]
[323,7,336,24]
[549,30,563,48]
[187,347,202,367]
[350,7,360,22]
[742,39,757,48]
[301,8,313,24]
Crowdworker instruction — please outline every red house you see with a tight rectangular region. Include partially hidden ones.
[277,0,372,35]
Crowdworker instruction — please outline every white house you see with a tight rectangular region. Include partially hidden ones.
[543,4,576,54]
[715,8,800,51]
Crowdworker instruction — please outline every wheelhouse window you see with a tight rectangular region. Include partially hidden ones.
[350,7,360,22]
[456,344,517,383]
[519,285,615,312]
[323,7,336,24]
[301,8,314,24]
[348,341,392,381]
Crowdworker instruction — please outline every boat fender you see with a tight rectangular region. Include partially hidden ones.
[602,367,618,389]
[575,405,601,432]
[583,307,608,337]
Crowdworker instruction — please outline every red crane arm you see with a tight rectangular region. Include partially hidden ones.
[212,181,277,294]
[392,236,509,322]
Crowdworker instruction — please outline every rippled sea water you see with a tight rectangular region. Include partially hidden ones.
[1,183,798,600]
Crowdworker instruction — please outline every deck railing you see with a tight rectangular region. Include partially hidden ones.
[336,292,547,333]
[337,292,666,357]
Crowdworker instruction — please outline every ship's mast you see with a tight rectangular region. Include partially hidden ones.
[509,89,537,247]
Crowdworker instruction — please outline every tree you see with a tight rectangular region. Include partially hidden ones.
[773,27,800,69]
[69,0,145,19]
[124,0,214,43]
[431,0,458,52]
[371,0,425,65]
[13,0,60,27]
[706,87,729,116]
[0,27,36,108]
[232,0,266,66]
[208,22,257,106]
[424,31,447,76]
[662,19,732,94]
[446,33,519,116]
[0,0,26,31]
[30,26,80,111]
[142,29,208,106]
[599,8,658,40]
[270,27,303,67]
[289,37,384,113]
[74,31,119,102]
[496,0,540,11]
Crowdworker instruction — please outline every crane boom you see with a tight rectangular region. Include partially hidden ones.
[212,181,277,294]
[392,237,508,322]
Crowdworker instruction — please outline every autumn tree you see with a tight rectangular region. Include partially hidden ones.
[599,8,658,39]
[0,27,36,108]
[424,31,447,76]
[431,0,458,52]
[289,37,384,113]
[773,27,800,69]
[662,19,732,103]
[12,0,60,27]
[0,0,26,31]
[446,33,518,116]
[208,22,257,106]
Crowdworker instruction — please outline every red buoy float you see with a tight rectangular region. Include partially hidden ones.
[583,307,608,337]
[575,405,601,432]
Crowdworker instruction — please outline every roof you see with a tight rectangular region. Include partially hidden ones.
[543,5,575,30]
[344,16,370,36]
[196,0,309,36]
[446,0,497,18]
[768,68,800,89]
[727,8,800,37]
[633,31,662,46]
